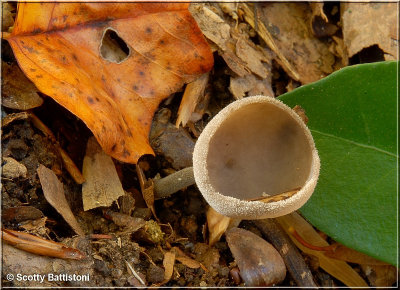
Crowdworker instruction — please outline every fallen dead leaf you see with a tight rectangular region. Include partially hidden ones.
[252,2,336,83]
[341,2,398,61]
[324,244,390,266]
[1,61,43,110]
[206,207,232,246]
[162,251,176,284]
[6,2,213,163]
[230,73,274,100]
[276,212,368,287]
[37,165,85,236]
[189,4,231,51]
[171,246,201,269]
[1,228,85,260]
[103,209,145,234]
[82,136,125,211]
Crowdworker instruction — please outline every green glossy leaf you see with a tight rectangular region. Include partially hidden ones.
[279,61,398,266]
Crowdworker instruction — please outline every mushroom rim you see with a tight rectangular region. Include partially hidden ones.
[193,95,321,219]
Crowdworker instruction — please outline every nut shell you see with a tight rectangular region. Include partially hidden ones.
[226,227,286,286]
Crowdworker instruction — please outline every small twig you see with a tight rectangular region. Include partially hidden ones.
[29,113,85,184]
[125,260,146,285]
[252,219,317,287]
[246,188,301,203]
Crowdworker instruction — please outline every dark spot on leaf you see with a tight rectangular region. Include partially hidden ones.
[102,125,106,132]
[139,71,145,76]
[77,89,82,94]
[133,85,138,91]
[30,68,37,72]
[95,97,100,102]
[61,55,68,64]
[159,39,165,45]
[36,75,43,79]
[126,129,133,137]
[111,144,117,152]
[87,97,94,104]
[71,53,78,61]
[146,27,152,33]
[117,78,121,82]
[32,28,43,34]
[101,75,106,82]
[123,149,130,157]
[118,124,123,131]
[24,46,35,53]
[63,15,68,22]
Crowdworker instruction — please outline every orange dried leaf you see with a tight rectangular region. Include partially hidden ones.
[7,3,213,163]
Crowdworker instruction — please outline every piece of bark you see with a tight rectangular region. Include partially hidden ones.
[37,164,84,236]
[82,136,125,211]
[2,206,44,223]
[252,219,317,287]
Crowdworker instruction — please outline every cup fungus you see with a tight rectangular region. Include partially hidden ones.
[154,95,320,220]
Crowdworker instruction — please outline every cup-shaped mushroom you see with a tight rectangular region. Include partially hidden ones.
[193,95,320,219]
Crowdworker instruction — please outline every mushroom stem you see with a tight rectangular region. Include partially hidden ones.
[153,167,195,200]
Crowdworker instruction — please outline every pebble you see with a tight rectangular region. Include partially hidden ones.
[1,157,27,179]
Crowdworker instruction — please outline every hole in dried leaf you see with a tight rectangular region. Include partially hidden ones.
[100,28,130,64]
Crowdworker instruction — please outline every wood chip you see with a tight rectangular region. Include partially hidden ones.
[176,72,209,128]
[82,136,125,211]
[37,165,84,236]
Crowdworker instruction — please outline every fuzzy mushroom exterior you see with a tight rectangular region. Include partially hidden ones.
[193,95,320,220]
